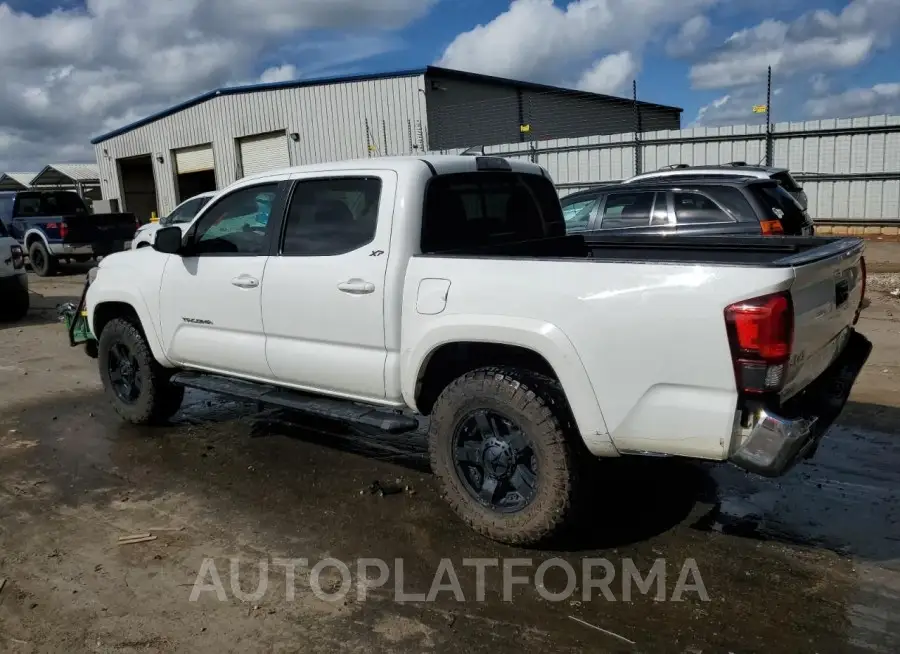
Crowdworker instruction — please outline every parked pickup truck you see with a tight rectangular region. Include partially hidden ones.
[77,154,871,546]
[0,190,138,276]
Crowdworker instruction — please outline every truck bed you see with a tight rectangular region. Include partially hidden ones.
[424,233,862,267]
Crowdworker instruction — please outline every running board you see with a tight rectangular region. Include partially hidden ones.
[170,372,420,434]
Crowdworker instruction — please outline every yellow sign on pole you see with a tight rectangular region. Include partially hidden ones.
[752,104,767,114]
[519,124,531,133]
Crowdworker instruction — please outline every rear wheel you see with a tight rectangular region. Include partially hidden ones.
[98,318,184,424]
[428,367,580,546]
[28,241,57,277]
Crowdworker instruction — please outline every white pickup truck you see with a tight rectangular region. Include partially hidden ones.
[79,154,871,546]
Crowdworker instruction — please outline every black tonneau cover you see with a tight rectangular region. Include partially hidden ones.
[422,233,864,268]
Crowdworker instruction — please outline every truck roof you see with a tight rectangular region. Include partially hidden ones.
[238,154,547,185]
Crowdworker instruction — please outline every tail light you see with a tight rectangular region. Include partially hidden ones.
[854,256,866,325]
[724,291,793,394]
[10,244,24,269]
[759,219,784,235]
[59,222,68,239]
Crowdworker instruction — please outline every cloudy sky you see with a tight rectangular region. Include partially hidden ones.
[1,0,898,170]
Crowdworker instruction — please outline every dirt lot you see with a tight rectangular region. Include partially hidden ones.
[2,255,900,653]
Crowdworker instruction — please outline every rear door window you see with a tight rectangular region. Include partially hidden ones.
[598,192,655,229]
[672,191,734,224]
[750,184,809,234]
[13,191,88,217]
[421,172,563,253]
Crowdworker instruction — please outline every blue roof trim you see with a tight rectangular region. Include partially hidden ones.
[91,64,683,145]
[90,67,428,144]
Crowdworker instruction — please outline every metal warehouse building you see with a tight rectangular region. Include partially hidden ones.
[91,66,682,221]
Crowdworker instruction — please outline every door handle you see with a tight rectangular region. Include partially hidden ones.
[231,275,259,289]
[337,279,375,295]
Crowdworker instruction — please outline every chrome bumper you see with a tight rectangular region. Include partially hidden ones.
[731,411,819,476]
[730,330,872,477]
[48,243,94,256]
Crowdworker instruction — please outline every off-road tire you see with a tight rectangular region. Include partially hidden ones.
[28,241,57,277]
[98,318,184,425]
[1,284,29,322]
[428,366,581,547]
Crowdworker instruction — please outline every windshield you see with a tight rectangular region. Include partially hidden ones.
[13,191,88,217]
[162,196,212,225]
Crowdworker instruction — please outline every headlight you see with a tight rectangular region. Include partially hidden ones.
[87,266,100,285]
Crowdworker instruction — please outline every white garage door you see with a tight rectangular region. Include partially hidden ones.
[239,132,290,177]
[174,144,214,174]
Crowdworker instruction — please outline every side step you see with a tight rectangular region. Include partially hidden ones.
[170,371,420,435]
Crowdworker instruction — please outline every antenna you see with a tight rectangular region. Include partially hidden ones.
[460,146,485,156]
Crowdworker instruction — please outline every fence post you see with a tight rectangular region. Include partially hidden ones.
[633,79,643,176]
[765,66,773,166]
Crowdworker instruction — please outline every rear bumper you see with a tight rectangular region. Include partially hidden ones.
[48,242,126,257]
[49,243,94,256]
[729,329,872,477]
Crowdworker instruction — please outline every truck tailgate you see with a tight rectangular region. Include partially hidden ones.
[63,213,137,243]
[781,242,865,400]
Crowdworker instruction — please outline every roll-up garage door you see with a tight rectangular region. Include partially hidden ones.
[239,132,291,177]
[174,144,215,174]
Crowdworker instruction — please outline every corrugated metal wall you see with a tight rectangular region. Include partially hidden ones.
[424,73,680,151]
[437,115,900,221]
[94,74,429,215]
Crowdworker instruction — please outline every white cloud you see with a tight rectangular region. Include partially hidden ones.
[0,0,434,170]
[437,0,716,87]
[574,51,639,95]
[810,73,830,95]
[689,0,899,90]
[806,83,900,118]
[666,15,711,58]
[690,89,769,127]
[259,65,298,84]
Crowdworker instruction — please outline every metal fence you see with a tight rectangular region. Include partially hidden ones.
[434,114,900,222]
[423,67,900,223]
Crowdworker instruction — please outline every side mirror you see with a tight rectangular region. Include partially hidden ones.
[153,226,183,254]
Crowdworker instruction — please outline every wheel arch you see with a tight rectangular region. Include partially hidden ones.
[404,318,616,457]
[24,229,49,250]
[90,297,174,367]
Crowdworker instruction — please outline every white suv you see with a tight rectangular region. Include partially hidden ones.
[623,163,808,210]
[131,191,217,249]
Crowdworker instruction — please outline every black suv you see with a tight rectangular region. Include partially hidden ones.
[560,177,815,237]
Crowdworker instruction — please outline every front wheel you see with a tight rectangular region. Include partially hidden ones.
[428,367,581,547]
[98,318,184,424]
